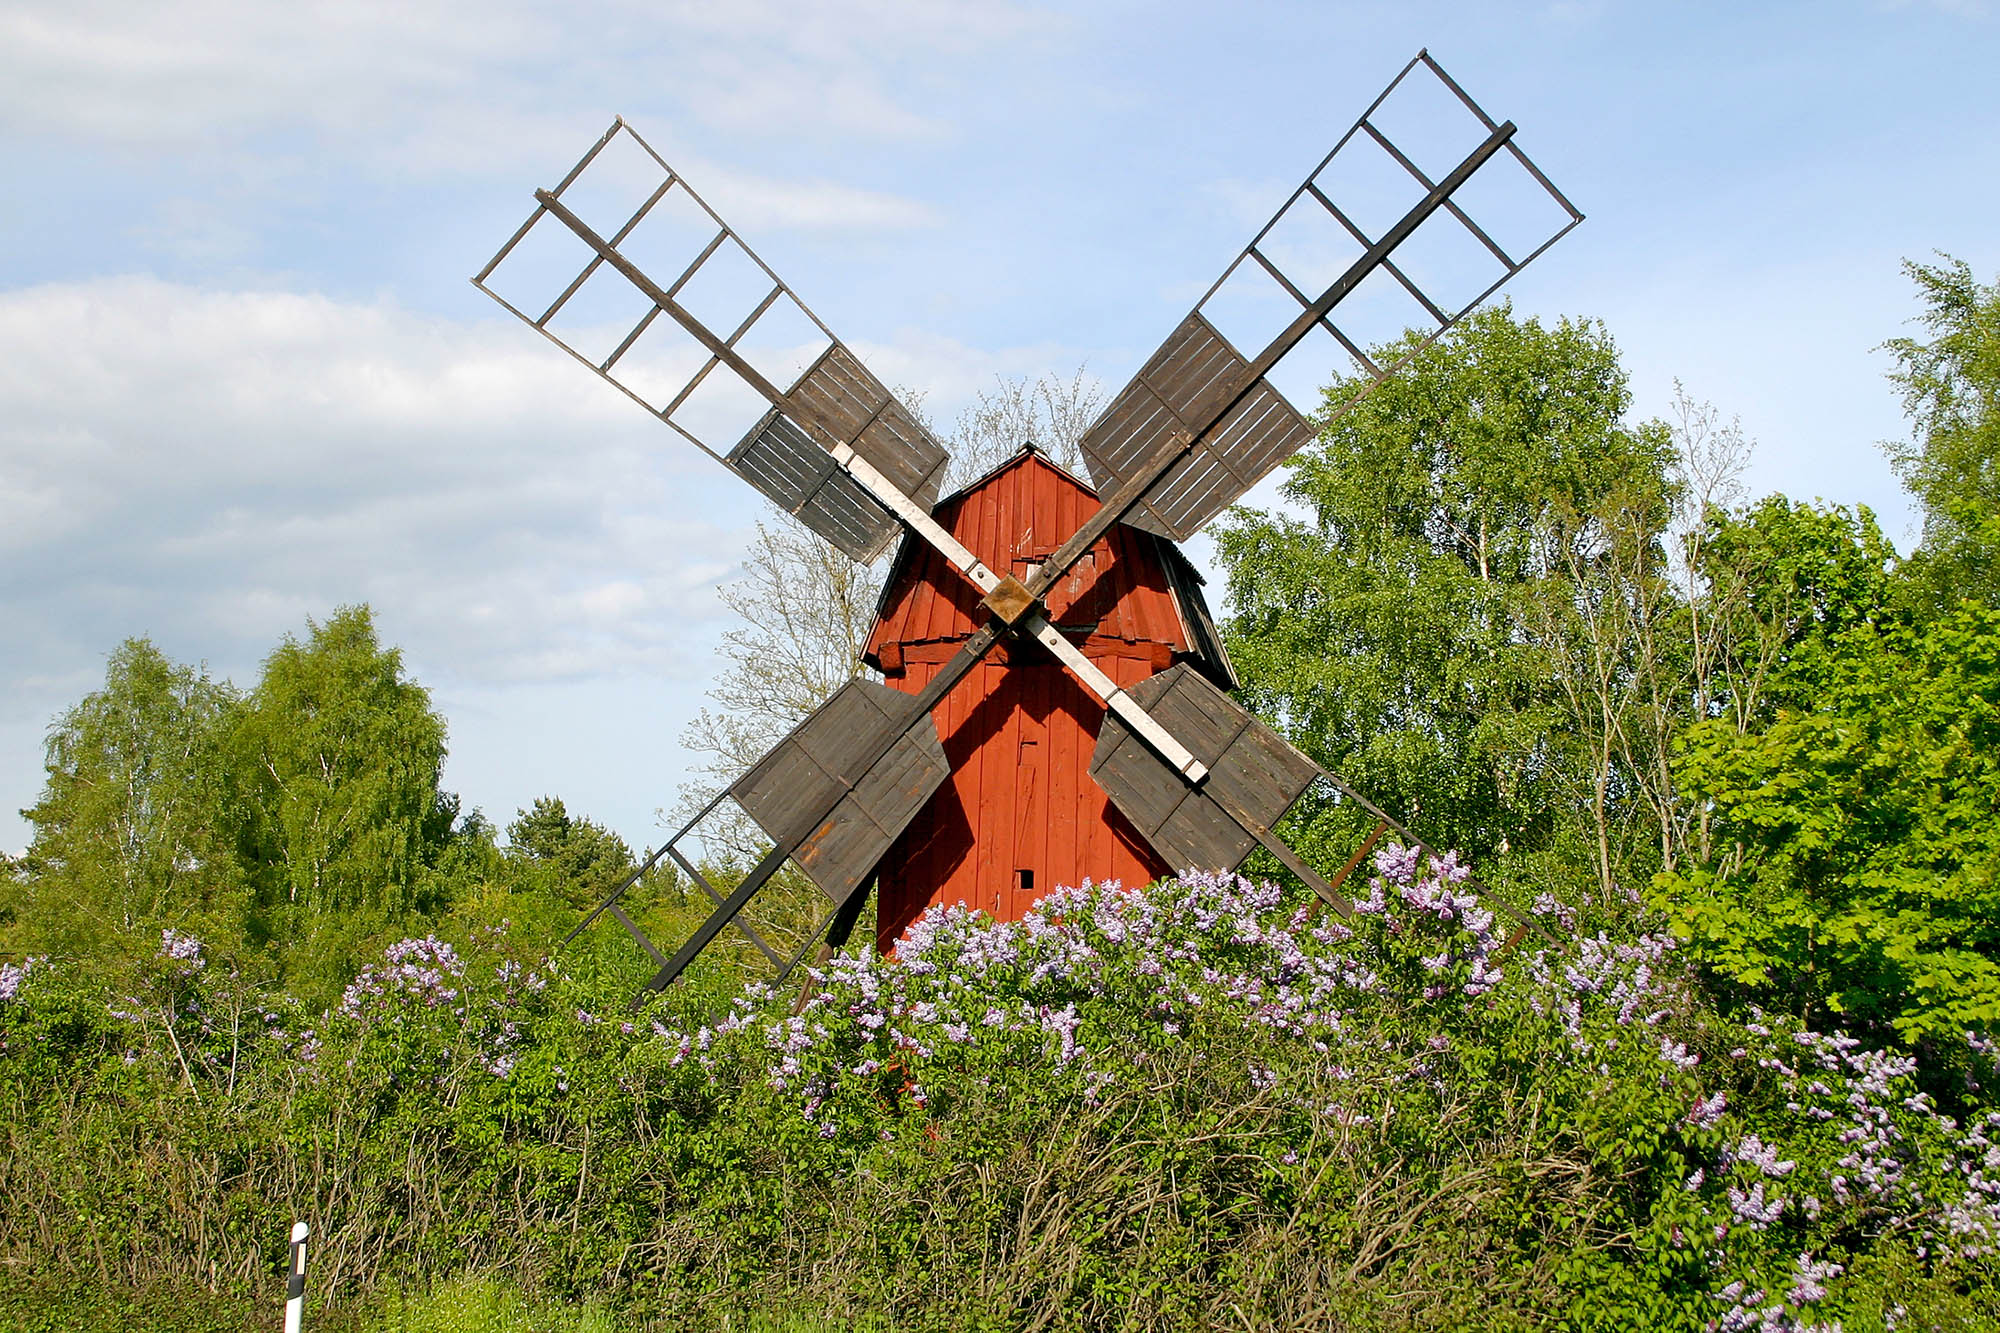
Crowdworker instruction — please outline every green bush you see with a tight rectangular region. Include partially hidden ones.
[1656,603,2000,1045]
[4,856,1997,1330]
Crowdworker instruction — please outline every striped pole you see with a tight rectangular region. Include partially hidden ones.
[283,1221,309,1333]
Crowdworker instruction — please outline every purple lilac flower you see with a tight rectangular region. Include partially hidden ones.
[159,929,206,975]
[340,936,465,1019]
[1687,1092,1728,1128]
[1787,1252,1842,1306]
[0,956,38,1004]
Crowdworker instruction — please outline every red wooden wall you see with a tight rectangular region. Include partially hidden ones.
[863,451,1202,950]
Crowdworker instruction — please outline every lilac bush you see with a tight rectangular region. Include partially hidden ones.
[7,845,1996,1325]
[159,928,206,975]
[0,956,36,1006]
[625,846,2000,1325]
[339,935,465,1018]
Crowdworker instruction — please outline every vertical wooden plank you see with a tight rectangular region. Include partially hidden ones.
[1015,664,1048,909]
[954,657,981,914]
[1049,660,1082,894]
[1032,663,1053,892]
[930,656,961,914]
[921,542,945,645]
[945,655,980,914]
[996,665,1023,920]
[980,659,1010,916]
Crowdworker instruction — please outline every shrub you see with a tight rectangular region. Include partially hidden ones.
[3,852,1997,1330]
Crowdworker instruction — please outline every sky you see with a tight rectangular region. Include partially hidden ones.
[4,0,1997,857]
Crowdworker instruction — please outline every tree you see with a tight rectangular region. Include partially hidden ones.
[940,368,1101,488]
[1653,596,2000,1043]
[12,639,251,958]
[1883,254,2000,609]
[1694,497,1901,725]
[1214,306,1678,894]
[235,606,456,958]
[504,797,635,911]
[676,516,888,861]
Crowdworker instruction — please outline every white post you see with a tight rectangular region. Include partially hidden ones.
[283,1221,309,1333]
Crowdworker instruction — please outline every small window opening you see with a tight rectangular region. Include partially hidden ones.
[1017,868,1034,893]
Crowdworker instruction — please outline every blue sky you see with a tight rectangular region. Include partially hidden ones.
[4,0,1996,856]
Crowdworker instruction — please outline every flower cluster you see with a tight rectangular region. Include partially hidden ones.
[339,936,465,1019]
[1526,929,1679,1041]
[158,929,206,976]
[0,956,37,1005]
[644,849,1701,1153]
[1354,845,1503,996]
[33,845,1996,1324]
[649,865,1412,1139]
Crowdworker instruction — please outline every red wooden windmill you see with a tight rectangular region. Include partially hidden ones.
[863,447,1238,950]
[471,52,1582,994]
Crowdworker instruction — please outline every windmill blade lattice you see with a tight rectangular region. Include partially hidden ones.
[728,678,950,909]
[1080,50,1583,540]
[476,130,1215,786]
[473,121,949,564]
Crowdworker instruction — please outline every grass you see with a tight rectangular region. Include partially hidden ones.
[0,1271,888,1333]
[371,1276,616,1333]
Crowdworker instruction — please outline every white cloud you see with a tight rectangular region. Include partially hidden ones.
[0,275,763,710]
[0,272,1132,854]
[0,0,1067,166]
[0,0,552,145]
[0,274,1128,709]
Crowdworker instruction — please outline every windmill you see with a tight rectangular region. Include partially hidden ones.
[473,51,1581,996]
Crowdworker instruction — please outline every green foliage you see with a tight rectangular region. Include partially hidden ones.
[4,607,502,1006]
[1884,254,2000,609]
[503,798,635,912]
[1656,601,2000,1042]
[5,867,1997,1331]
[13,638,252,962]
[1655,495,2000,1043]
[1695,496,1902,721]
[0,1273,322,1333]
[372,1275,614,1333]
[237,604,454,923]
[1214,305,1677,894]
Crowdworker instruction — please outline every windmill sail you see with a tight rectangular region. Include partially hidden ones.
[473,120,949,563]
[728,678,950,908]
[1080,51,1583,540]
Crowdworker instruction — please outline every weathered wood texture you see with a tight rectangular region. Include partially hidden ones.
[1089,663,1320,877]
[730,678,949,906]
[864,451,1233,948]
[728,344,950,564]
[1078,313,1315,540]
[728,412,901,562]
